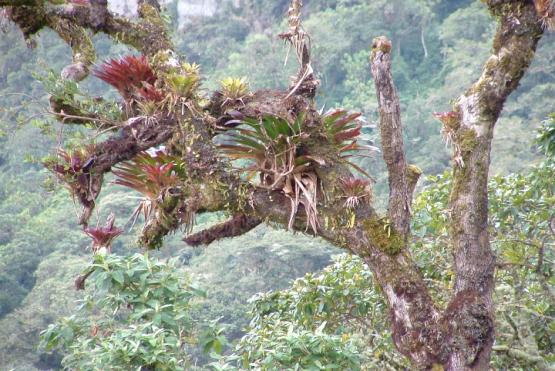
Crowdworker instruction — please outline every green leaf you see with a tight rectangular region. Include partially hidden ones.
[112,270,125,285]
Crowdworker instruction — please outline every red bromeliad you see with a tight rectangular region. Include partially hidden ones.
[340,177,372,209]
[83,214,123,253]
[112,151,182,223]
[93,55,159,101]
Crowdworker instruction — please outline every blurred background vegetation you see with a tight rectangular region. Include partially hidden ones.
[0,0,553,369]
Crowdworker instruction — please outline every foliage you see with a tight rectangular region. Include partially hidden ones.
[322,108,377,177]
[536,113,555,158]
[42,145,102,220]
[219,109,373,231]
[37,69,123,122]
[219,77,250,104]
[0,251,87,370]
[93,55,158,101]
[40,253,205,370]
[112,150,185,225]
[339,177,372,209]
[219,113,320,231]
[322,109,362,145]
[214,254,403,370]
[165,62,201,99]
[184,226,339,365]
[43,146,95,187]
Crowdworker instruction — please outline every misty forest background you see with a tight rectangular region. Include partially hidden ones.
[0,0,553,369]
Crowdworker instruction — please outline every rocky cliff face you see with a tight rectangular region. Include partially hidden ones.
[109,0,221,23]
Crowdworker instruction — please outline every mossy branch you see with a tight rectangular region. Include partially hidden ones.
[443,2,544,369]
[370,36,413,239]
[4,1,171,57]
[184,214,261,247]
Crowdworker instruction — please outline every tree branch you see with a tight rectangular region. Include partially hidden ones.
[278,0,319,98]
[370,36,412,239]
[184,214,262,247]
[4,2,171,57]
[444,2,544,369]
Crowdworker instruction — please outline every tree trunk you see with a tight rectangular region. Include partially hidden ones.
[445,2,543,369]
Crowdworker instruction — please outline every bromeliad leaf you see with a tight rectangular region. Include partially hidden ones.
[322,109,376,177]
[83,213,123,254]
[219,113,319,232]
[112,150,184,224]
[93,55,158,101]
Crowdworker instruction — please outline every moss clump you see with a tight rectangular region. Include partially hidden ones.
[363,218,404,255]
[138,4,165,28]
[371,36,392,54]
[9,6,48,40]
[486,1,524,18]
[407,164,422,183]
[458,128,478,152]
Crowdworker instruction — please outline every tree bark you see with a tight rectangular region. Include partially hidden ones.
[370,36,413,240]
[445,2,543,369]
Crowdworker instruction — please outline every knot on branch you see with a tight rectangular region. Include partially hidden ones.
[61,62,89,81]
[371,35,392,55]
[442,290,494,367]
[89,0,108,30]
[388,278,446,367]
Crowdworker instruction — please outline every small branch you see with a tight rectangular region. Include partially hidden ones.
[492,345,549,368]
[535,240,555,302]
[406,164,422,205]
[90,115,176,175]
[420,25,428,58]
[184,214,261,246]
[74,267,94,290]
[370,36,411,239]
[278,0,319,98]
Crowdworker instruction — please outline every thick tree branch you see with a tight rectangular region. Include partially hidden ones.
[444,1,544,369]
[450,1,543,295]
[370,36,413,239]
[184,214,262,247]
[4,2,171,57]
